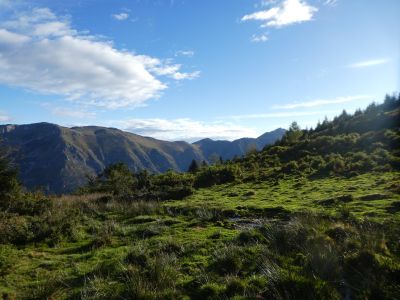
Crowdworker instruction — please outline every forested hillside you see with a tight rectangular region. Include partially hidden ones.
[0,95,399,299]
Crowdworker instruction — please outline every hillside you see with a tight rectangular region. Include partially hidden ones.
[0,124,284,193]
[1,95,399,299]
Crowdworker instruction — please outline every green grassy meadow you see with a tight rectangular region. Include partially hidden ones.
[1,171,399,299]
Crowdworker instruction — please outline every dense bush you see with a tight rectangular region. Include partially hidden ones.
[194,164,242,188]
[152,171,195,200]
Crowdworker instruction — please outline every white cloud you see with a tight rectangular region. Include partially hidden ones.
[0,8,199,109]
[175,50,195,57]
[33,21,75,37]
[242,0,318,27]
[347,58,389,69]
[251,33,269,42]
[274,95,372,109]
[0,29,30,44]
[112,13,129,21]
[111,118,258,142]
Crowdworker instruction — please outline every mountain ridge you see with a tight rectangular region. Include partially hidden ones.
[0,122,285,193]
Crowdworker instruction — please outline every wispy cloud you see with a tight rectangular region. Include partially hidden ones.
[258,0,278,8]
[112,12,129,21]
[242,0,318,28]
[274,95,373,109]
[50,107,96,119]
[111,118,258,142]
[347,58,389,69]
[226,110,340,120]
[171,71,200,80]
[0,8,200,109]
[324,0,338,6]
[175,50,195,57]
[251,33,269,42]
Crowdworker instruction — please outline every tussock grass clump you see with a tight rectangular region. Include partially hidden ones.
[121,252,181,299]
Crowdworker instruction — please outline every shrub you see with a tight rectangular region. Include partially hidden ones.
[95,162,136,196]
[5,193,52,216]
[282,160,299,174]
[194,165,242,188]
[137,171,195,200]
[0,214,32,245]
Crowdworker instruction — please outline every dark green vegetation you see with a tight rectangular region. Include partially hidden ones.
[0,124,284,193]
[0,95,399,299]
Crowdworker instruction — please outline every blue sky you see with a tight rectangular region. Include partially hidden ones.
[0,0,399,141]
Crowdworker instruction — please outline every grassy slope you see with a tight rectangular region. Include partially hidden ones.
[1,171,399,298]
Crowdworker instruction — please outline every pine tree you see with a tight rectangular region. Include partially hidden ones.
[0,151,20,203]
[284,121,303,144]
[188,159,200,173]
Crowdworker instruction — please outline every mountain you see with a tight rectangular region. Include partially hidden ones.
[194,128,286,160]
[0,123,284,193]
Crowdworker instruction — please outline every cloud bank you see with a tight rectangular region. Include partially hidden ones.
[111,118,258,142]
[0,8,199,109]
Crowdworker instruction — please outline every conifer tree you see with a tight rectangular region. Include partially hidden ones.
[188,159,200,173]
[0,149,20,204]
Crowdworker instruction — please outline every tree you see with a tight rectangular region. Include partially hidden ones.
[284,121,303,144]
[383,94,399,110]
[135,169,152,190]
[0,151,20,206]
[101,162,135,196]
[188,159,200,173]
